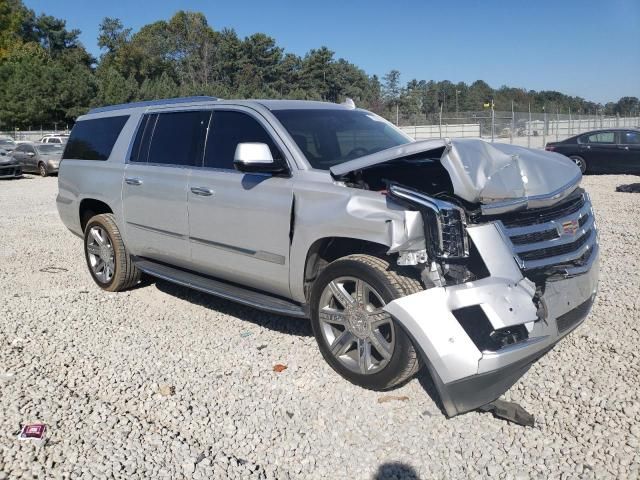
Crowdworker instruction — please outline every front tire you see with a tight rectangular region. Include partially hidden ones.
[569,155,587,174]
[84,213,140,292]
[38,163,48,177]
[310,254,423,390]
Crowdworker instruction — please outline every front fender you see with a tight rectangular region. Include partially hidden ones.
[289,185,424,302]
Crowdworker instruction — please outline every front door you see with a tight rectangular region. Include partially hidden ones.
[11,145,27,169]
[578,131,619,173]
[187,108,293,298]
[122,110,209,268]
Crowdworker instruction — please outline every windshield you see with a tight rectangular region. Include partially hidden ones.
[36,144,64,154]
[272,109,411,169]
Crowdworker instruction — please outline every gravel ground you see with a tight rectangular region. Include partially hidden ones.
[1,174,639,480]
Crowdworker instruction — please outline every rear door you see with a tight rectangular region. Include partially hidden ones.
[578,131,618,173]
[618,130,640,174]
[187,108,294,297]
[122,110,210,268]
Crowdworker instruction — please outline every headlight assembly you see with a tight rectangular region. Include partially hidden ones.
[388,183,469,260]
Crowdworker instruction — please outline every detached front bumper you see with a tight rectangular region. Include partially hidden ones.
[385,222,599,416]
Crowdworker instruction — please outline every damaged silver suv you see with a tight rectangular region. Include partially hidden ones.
[57,97,599,416]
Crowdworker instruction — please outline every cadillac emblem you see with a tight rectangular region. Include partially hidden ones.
[561,219,579,235]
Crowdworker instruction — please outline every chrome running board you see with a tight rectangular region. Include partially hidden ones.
[133,257,308,318]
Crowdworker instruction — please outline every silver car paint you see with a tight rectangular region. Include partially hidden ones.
[384,222,599,410]
[331,137,582,214]
[57,98,599,414]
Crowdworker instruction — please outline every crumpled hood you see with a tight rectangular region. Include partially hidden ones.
[331,138,581,213]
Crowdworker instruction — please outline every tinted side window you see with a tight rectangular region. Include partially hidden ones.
[147,111,210,167]
[204,111,282,170]
[622,131,640,145]
[63,115,129,160]
[129,114,155,163]
[585,132,615,144]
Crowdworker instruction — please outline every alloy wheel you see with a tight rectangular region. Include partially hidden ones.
[86,226,115,283]
[318,276,395,375]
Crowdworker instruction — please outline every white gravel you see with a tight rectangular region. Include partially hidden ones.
[1,174,639,479]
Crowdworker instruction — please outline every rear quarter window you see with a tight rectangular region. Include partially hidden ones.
[63,115,129,160]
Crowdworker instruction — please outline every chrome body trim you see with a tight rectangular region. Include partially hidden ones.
[126,221,185,239]
[189,236,286,265]
[494,192,599,276]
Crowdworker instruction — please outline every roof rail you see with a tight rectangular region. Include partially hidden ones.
[88,96,219,114]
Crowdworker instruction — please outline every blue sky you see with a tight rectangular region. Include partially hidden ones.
[27,0,639,104]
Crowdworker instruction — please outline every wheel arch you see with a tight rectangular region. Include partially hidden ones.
[301,236,391,301]
[79,198,113,233]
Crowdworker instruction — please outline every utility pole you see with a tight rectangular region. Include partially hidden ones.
[490,98,495,143]
[510,100,514,144]
[527,103,531,148]
[542,104,547,148]
[455,90,460,117]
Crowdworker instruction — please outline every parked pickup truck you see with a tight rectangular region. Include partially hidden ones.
[57,97,599,416]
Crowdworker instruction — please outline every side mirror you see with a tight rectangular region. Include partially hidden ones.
[27,152,35,157]
[233,143,286,174]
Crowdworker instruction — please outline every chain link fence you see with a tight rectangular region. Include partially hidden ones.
[0,129,70,142]
[398,111,640,149]
[2,113,639,151]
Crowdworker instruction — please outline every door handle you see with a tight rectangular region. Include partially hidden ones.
[618,146,629,150]
[125,177,143,186]
[190,186,214,196]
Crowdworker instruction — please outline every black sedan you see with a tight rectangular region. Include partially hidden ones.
[545,128,640,174]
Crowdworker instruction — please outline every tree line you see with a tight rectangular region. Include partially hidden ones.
[0,0,638,130]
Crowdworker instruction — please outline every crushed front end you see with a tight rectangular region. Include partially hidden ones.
[385,183,599,417]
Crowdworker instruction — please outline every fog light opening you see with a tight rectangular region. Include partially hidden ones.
[453,306,529,352]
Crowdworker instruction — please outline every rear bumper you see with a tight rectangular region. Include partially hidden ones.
[384,223,599,416]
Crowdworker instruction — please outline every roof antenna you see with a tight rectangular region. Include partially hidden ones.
[342,98,356,109]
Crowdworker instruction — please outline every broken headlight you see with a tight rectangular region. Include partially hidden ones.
[388,184,469,260]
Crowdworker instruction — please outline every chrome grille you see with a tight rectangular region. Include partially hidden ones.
[493,190,598,277]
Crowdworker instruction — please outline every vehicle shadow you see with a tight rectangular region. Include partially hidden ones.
[416,369,447,417]
[374,462,421,479]
[152,278,313,338]
[615,182,640,193]
[142,276,449,412]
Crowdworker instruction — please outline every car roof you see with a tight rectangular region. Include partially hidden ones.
[252,99,353,111]
[82,96,354,119]
[577,128,639,134]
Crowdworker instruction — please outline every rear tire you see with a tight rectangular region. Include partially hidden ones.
[84,213,140,292]
[569,155,587,174]
[310,254,423,390]
[38,163,48,177]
